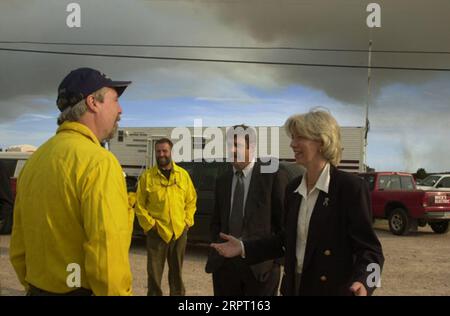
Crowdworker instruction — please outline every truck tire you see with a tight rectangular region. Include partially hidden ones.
[388,208,410,235]
[430,221,449,234]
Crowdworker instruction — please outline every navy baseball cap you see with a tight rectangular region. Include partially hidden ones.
[56,67,132,111]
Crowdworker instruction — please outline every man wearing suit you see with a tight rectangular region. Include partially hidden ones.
[205,124,289,296]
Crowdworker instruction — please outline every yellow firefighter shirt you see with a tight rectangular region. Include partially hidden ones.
[9,121,134,296]
[135,163,197,243]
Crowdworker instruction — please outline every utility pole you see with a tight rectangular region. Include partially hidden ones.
[364,40,373,171]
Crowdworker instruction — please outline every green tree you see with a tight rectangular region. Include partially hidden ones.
[416,168,428,180]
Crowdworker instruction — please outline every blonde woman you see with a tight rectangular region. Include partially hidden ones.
[211,109,384,296]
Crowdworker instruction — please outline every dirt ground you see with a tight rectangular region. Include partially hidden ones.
[1,220,450,296]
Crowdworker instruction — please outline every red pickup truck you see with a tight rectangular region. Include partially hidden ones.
[359,172,450,235]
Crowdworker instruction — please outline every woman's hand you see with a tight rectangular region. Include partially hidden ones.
[210,233,243,258]
[350,281,368,296]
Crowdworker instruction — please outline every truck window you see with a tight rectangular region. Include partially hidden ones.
[178,161,227,192]
[195,164,219,192]
[387,175,401,190]
[359,174,375,191]
[400,176,414,190]
[436,177,450,189]
[378,175,401,190]
[421,175,440,187]
[180,164,194,179]
[378,175,389,190]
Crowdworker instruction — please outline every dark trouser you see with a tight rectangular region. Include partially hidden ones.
[146,227,188,296]
[212,258,281,296]
[27,284,93,296]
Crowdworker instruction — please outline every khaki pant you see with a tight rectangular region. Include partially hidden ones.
[146,227,188,296]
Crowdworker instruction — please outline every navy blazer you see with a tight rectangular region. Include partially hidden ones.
[244,166,384,296]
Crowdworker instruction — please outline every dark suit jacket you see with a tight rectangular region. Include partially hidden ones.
[205,162,289,282]
[244,166,384,295]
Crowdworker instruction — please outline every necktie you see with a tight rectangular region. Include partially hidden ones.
[229,170,244,238]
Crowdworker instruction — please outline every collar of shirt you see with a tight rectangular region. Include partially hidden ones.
[294,163,331,198]
[155,161,180,174]
[56,121,101,146]
[158,167,172,179]
[154,162,182,184]
[233,161,255,178]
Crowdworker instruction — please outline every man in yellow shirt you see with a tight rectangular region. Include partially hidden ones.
[135,138,197,296]
[9,67,133,296]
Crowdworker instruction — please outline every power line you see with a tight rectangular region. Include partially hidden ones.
[1,47,450,72]
[1,40,450,55]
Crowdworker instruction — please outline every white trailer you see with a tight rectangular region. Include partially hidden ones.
[108,126,366,177]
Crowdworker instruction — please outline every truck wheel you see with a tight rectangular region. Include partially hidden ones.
[430,221,449,234]
[388,208,410,235]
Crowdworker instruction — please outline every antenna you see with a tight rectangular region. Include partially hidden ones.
[364,39,373,171]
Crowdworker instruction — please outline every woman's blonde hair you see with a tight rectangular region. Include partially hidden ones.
[284,108,342,166]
